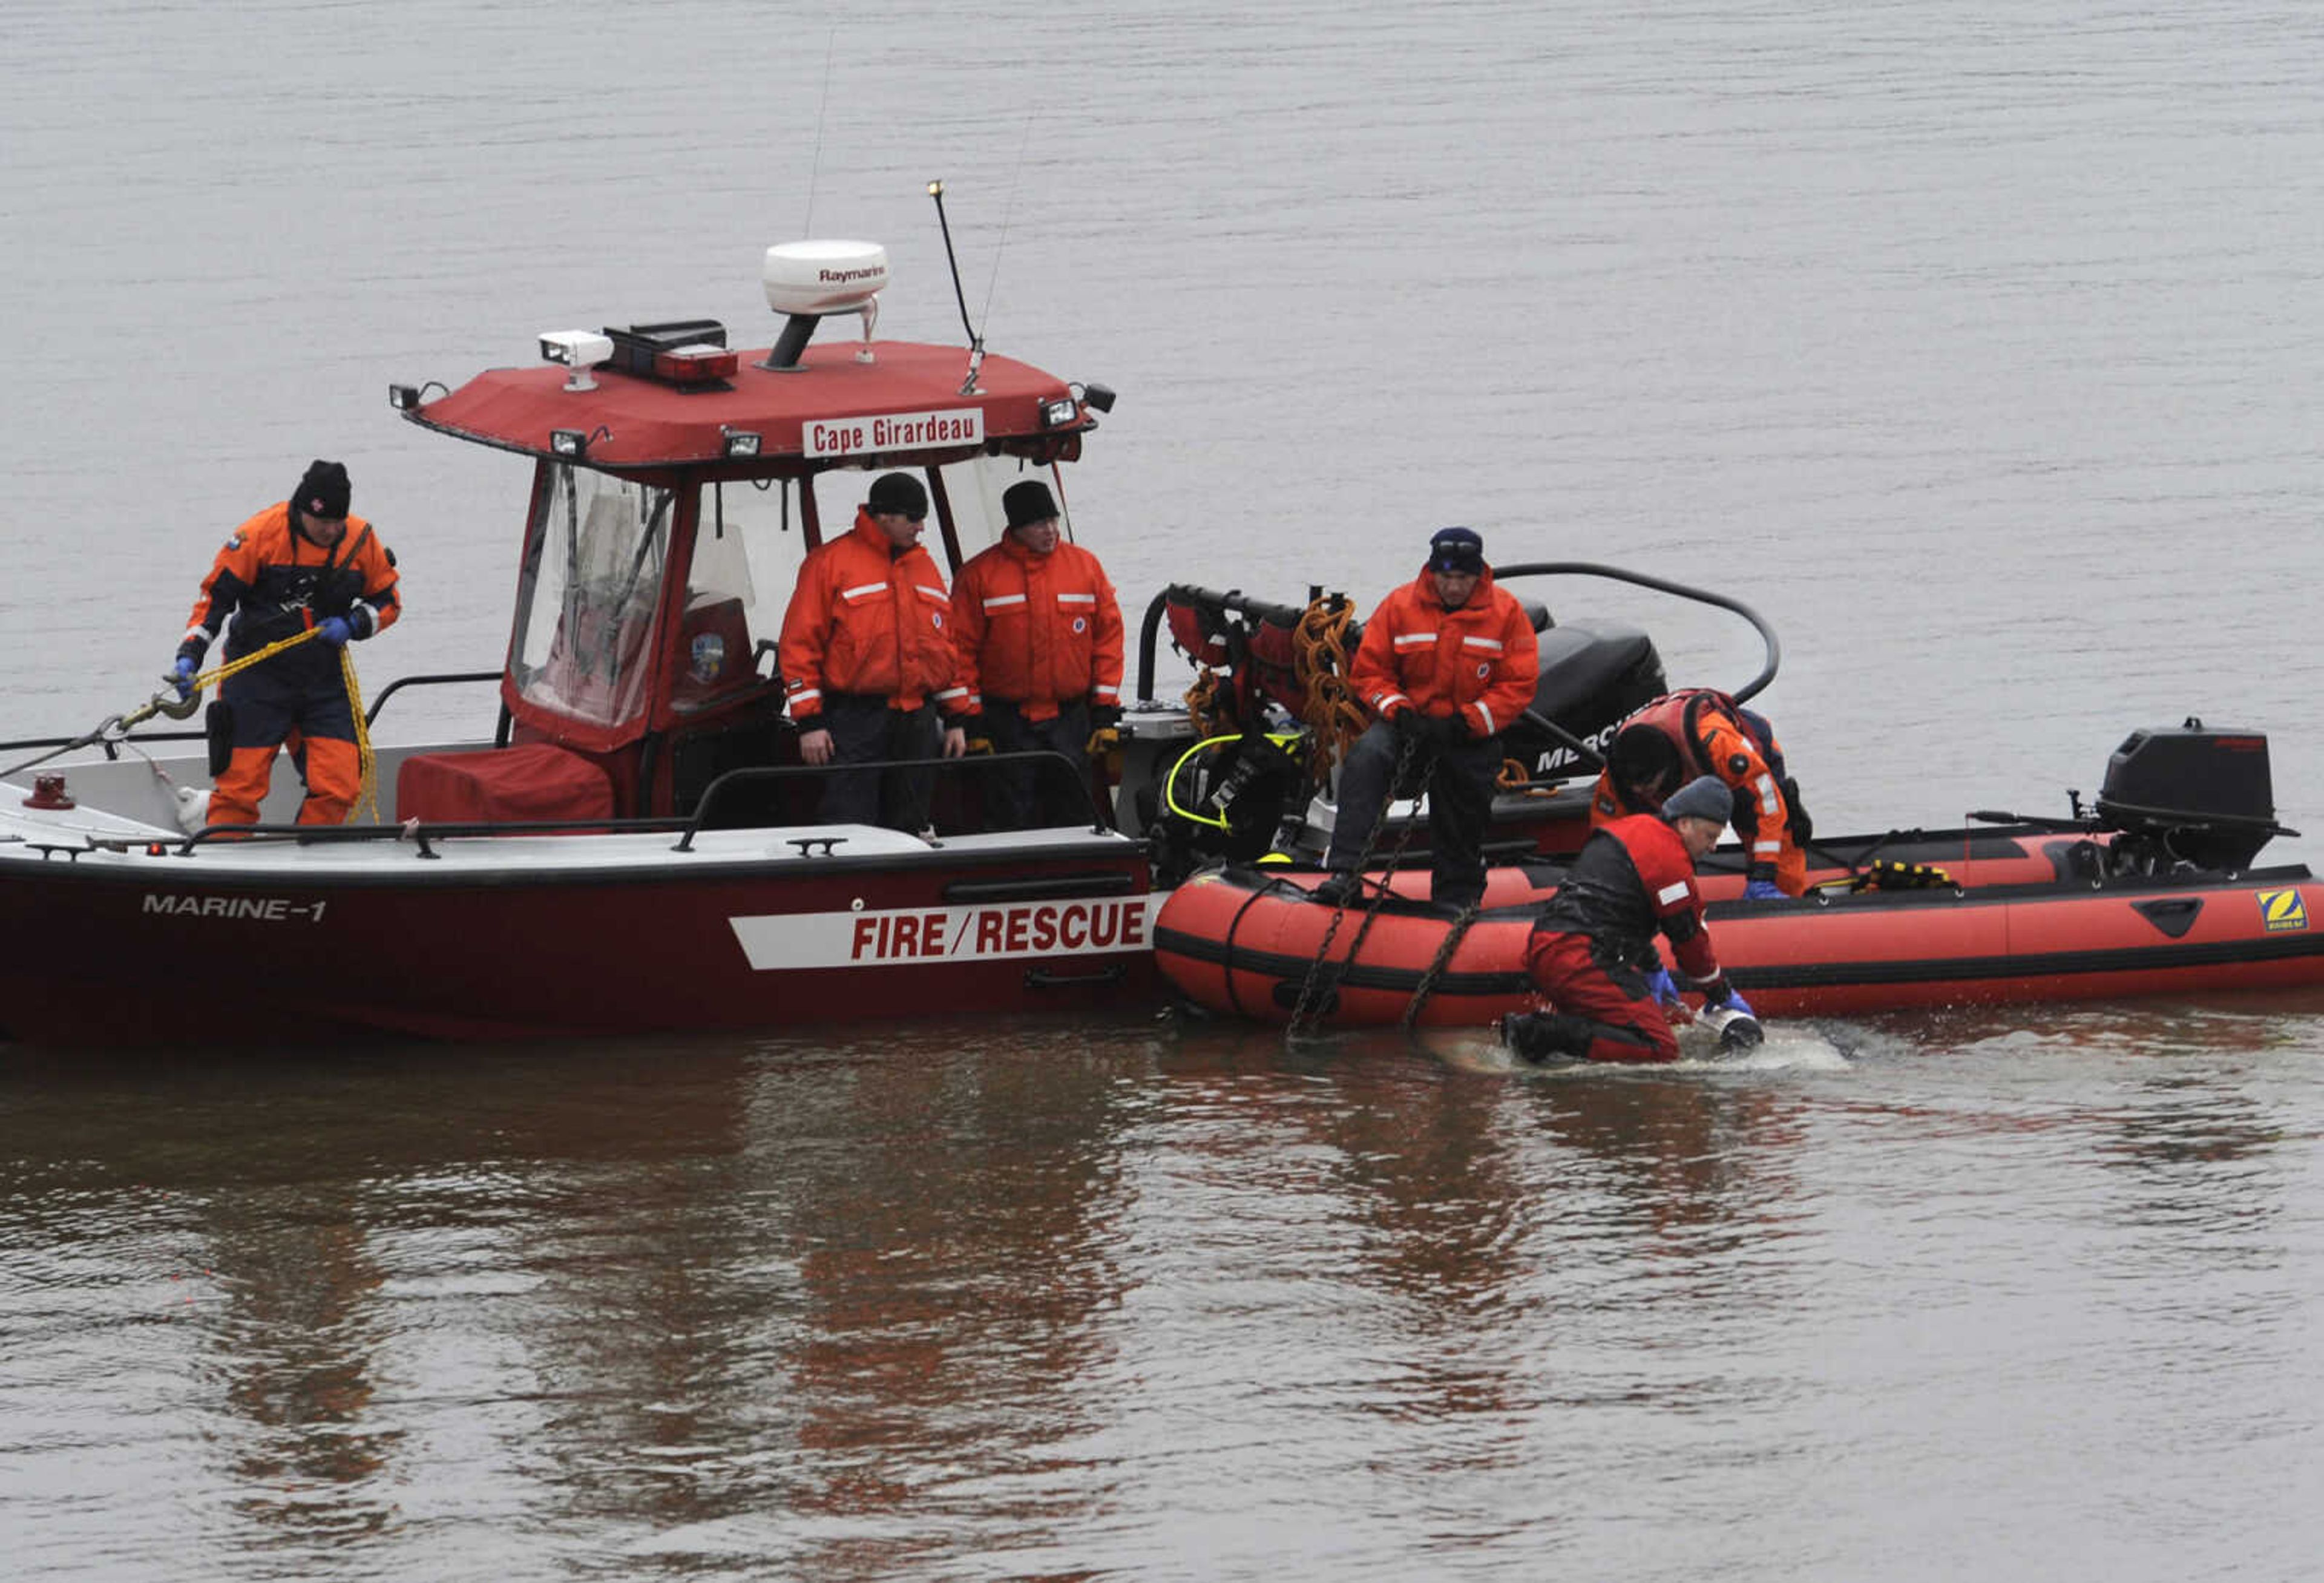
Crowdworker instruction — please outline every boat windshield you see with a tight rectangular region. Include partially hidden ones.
[676,478,806,713]
[509,464,675,730]
[936,456,1073,559]
[796,457,1074,574]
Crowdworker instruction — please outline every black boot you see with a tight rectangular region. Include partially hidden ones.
[1311,871,1363,908]
[1500,1011,1591,1064]
[1433,886,1483,918]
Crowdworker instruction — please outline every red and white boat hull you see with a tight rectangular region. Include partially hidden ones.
[0,807,1156,1045]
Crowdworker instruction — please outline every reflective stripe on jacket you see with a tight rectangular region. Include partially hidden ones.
[1347,567,1538,738]
[776,508,968,726]
[951,535,1124,720]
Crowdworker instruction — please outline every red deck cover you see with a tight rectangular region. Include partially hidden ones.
[395,743,614,826]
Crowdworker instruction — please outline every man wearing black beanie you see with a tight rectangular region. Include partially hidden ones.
[776,471,973,831]
[949,478,1125,829]
[169,459,401,827]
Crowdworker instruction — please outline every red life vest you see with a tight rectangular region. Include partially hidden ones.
[1589,688,1806,893]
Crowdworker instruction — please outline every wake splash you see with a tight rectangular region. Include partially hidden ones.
[1427,1022,1851,1075]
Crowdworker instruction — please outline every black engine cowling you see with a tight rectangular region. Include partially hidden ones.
[2096,721,2288,873]
[1505,620,1668,782]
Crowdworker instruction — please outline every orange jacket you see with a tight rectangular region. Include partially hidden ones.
[778,509,970,726]
[1348,567,1539,738]
[183,502,401,667]
[1589,689,1806,894]
[950,536,1124,721]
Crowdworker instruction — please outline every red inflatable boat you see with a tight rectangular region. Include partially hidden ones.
[1155,726,2324,1028]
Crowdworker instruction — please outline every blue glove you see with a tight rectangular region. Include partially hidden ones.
[1643,966,1679,1005]
[168,656,197,700]
[318,615,355,647]
[1719,989,1756,1020]
[1743,878,1785,900]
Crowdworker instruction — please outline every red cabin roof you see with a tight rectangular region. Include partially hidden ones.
[406,337,1089,471]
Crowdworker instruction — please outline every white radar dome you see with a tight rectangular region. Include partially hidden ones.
[763,240,890,316]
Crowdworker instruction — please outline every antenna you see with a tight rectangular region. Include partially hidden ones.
[927,179,986,395]
[978,112,1036,333]
[803,29,836,236]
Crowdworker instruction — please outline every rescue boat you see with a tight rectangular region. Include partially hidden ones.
[0,234,1187,1046]
[1155,724,2324,1030]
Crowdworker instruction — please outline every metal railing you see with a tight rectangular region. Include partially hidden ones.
[2,667,503,765]
[677,749,1106,850]
[124,747,1112,859]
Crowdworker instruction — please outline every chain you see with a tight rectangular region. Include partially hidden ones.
[1184,666,1226,739]
[1290,596,1362,788]
[1399,899,1482,1031]
[1284,731,1430,1040]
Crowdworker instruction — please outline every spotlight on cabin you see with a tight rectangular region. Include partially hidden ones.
[539,330,615,392]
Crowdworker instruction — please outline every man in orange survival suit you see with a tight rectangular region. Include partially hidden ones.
[950,479,1125,829]
[777,471,971,831]
[1501,774,1756,1064]
[1590,688,1812,898]
[169,459,401,827]
[1318,526,1540,912]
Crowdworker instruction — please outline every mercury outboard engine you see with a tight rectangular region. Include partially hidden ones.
[1502,611,1668,782]
[2095,719,2294,874]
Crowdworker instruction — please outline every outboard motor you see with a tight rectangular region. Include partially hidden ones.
[1503,618,1668,782]
[2095,719,2291,874]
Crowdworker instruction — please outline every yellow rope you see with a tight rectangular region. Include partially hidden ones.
[191,625,378,825]
[340,644,379,824]
[189,626,323,687]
